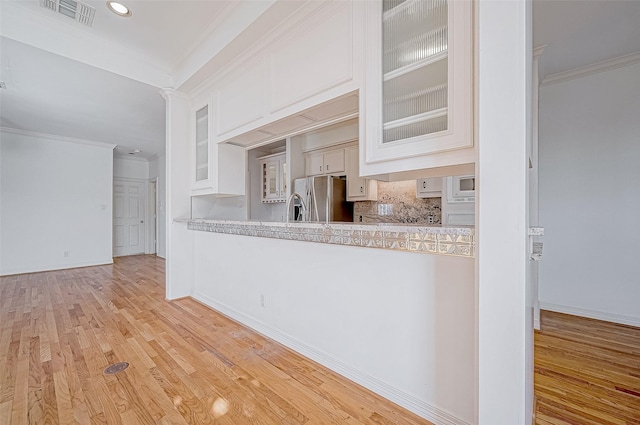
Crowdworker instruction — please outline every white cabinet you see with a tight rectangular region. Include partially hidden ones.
[361,0,474,177]
[191,100,246,196]
[215,58,265,137]
[195,105,209,183]
[260,153,287,203]
[306,152,324,177]
[208,2,357,149]
[346,145,377,201]
[305,148,345,176]
[416,178,442,198]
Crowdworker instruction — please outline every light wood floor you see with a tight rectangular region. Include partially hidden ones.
[0,255,434,425]
[535,311,640,424]
[3,256,639,425]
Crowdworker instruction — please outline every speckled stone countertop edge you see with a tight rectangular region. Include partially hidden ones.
[176,219,475,258]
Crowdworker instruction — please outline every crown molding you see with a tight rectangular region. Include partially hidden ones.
[542,51,640,86]
[533,44,546,59]
[0,127,116,149]
[159,88,190,101]
[113,153,150,163]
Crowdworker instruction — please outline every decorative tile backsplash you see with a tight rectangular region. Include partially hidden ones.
[354,180,441,224]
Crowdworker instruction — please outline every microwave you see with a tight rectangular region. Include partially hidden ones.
[447,175,475,203]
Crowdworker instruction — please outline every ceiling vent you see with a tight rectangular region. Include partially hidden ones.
[40,0,95,27]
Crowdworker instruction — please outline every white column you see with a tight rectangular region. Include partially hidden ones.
[161,89,195,300]
[477,0,533,423]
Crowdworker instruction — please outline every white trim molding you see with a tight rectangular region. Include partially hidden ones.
[113,154,150,162]
[192,292,471,425]
[0,258,114,277]
[0,126,117,150]
[542,51,640,86]
[533,44,547,59]
[540,303,640,328]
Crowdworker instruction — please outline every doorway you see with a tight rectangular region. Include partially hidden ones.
[149,180,157,255]
[113,179,146,257]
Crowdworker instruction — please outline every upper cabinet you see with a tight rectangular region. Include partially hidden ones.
[416,177,442,198]
[207,2,358,149]
[191,98,246,197]
[260,153,287,203]
[305,148,345,177]
[346,145,378,201]
[360,0,475,177]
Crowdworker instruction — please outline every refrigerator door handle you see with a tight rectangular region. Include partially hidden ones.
[326,175,333,224]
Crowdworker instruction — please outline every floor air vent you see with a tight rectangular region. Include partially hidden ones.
[40,0,95,27]
[104,362,129,374]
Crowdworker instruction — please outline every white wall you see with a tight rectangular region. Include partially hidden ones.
[113,156,149,180]
[149,154,167,258]
[0,129,114,275]
[192,232,475,424]
[539,62,640,326]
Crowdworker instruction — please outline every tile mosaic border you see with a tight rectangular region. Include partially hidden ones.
[183,219,475,258]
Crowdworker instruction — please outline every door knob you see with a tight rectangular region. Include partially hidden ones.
[140,220,144,223]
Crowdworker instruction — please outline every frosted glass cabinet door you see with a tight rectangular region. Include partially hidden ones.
[195,105,209,182]
[362,0,473,171]
[261,155,287,203]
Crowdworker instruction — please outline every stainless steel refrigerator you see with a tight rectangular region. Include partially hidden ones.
[292,176,353,223]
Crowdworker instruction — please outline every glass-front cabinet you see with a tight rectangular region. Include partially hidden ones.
[260,153,287,203]
[195,105,209,183]
[191,98,246,197]
[361,0,474,176]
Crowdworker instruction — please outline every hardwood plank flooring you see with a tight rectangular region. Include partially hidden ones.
[535,311,640,425]
[0,255,434,425]
[5,256,638,424]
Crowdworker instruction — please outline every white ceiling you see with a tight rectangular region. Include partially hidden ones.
[533,0,640,79]
[0,36,166,159]
[1,0,639,160]
[0,0,277,159]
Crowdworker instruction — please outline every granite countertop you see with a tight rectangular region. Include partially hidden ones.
[176,218,475,258]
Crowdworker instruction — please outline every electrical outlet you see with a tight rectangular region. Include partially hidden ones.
[427,215,434,224]
[64,251,70,257]
[260,294,266,307]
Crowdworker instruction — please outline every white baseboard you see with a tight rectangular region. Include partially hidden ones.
[0,258,114,276]
[192,291,470,425]
[540,302,640,328]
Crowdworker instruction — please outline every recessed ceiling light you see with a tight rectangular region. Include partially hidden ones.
[107,1,131,17]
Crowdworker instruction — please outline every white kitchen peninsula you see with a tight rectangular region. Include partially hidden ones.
[172,217,475,425]
[165,1,477,424]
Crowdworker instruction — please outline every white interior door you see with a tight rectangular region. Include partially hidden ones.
[150,181,157,255]
[113,180,146,257]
